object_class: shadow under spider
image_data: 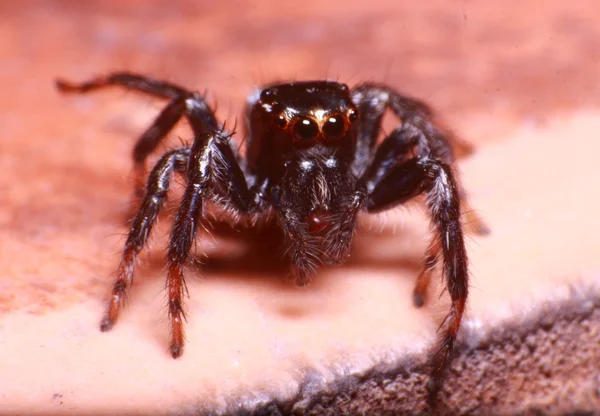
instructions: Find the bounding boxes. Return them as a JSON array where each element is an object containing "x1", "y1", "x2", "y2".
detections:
[
  {"x1": 126, "y1": 215, "x2": 439, "y2": 339},
  {"x1": 138, "y1": 216, "x2": 426, "y2": 290}
]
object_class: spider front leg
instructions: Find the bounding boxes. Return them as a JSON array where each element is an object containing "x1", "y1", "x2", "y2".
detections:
[
  {"x1": 56, "y1": 72, "x2": 220, "y2": 196},
  {"x1": 366, "y1": 155, "x2": 468, "y2": 392},
  {"x1": 100, "y1": 148, "x2": 190, "y2": 331},
  {"x1": 164, "y1": 130, "x2": 259, "y2": 358}
]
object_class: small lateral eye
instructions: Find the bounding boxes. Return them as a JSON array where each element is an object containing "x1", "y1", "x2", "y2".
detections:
[
  {"x1": 293, "y1": 117, "x2": 319, "y2": 142},
  {"x1": 275, "y1": 114, "x2": 287, "y2": 129},
  {"x1": 322, "y1": 115, "x2": 346, "y2": 139},
  {"x1": 348, "y1": 108, "x2": 358, "y2": 122},
  {"x1": 260, "y1": 88, "x2": 273, "y2": 100}
]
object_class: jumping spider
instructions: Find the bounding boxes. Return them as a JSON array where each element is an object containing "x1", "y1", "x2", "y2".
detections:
[{"x1": 56, "y1": 72, "x2": 487, "y2": 380}]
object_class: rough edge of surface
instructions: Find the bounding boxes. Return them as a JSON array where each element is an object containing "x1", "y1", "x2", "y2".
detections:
[{"x1": 223, "y1": 279, "x2": 600, "y2": 416}]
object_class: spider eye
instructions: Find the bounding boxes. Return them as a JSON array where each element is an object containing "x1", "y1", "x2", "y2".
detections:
[
  {"x1": 274, "y1": 114, "x2": 287, "y2": 129},
  {"x1": 260, "y1": 88, "x2": 274, "y2": 101},
  {"x1": 293, "y1": 117, "x2": 319, "y2": 142},
  {"x1": 322, "y1": 115, "x2": 346, "y2": 139},
  {"x1": 348, "y1": 108, "x2": 358, "y2": 122}
]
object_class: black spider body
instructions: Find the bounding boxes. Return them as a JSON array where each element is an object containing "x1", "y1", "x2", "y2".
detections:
[
  {"x1": 247, "y1": 81, "x2": 361, "y2": 268},
  {"x1": 56, "y1": 73, "x2": 487, "y2": 396}
]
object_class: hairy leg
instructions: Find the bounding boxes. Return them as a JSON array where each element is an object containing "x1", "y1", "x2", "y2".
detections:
[
  {"x1": 351, "y1": 83, "x2": 489, "y2": 235},
  {"x1": 323, "y1": 125, "x2": 420, "y2": 264},
  {"x1": 412, "y1": 238, "x2": 441, "y2": 308},
  {"x1": 365, "y1": 154, "x2": 469, "y2": 400},
  {"x1": 100, "y1": 148, "x2": 190, "y2": 331},
  {"x1": 420, "y1": 160, "x2": 469, "y2": 399},
  {"x1": 271, "y1": 186, "x2": 322, "y2": 287},
  {"x1": 56, "y1": 72, "x2": 220, "y2": 195},
  {"x1": 164, "y1": 130, "x2": 259, "y2": 357}
]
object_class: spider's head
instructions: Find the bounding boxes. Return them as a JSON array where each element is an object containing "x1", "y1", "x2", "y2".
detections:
[
  {"x1": 249, "y1": 82, "x2": 362, "y2": 237},
  {"x1": 246, "y1": 81, "x2": 360, "y2": 227},
  {"x1": 257, "y1": 81, "x2": 359, "y2": 148}
]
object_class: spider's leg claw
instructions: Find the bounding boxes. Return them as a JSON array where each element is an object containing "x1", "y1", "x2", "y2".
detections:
[
  {"x1": 99, "y1": 316, "x2": 114, "y2": 332},
  {"x1": 170, "y1": 343, "x2": 183, "y2": 359}
]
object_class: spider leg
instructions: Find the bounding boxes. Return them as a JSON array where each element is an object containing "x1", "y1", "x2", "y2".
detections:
[
  {"x1": 362, "y1": 125, "x2": 419, "y2": 192},
  {"x1": 412, "y1": 238, "x2": 441, "y2": 308},
  {"x1": 351, "y1": 83, "x2": 489, "y2": 235},
  {"x1": 349, "y1": 84, "x2": 390, "y2": 172},
  {"x1": 100, "y1": 147, "x2": 190, "y2": 331},
  {"x1": 351, "y1": 83, "x2": 455, "y2": 165},
  {"x1": 165, "y1": 129, "x2": 259, "y2": 358},
  {"x1": 56, "y1": 72, "x2": 188, "y2": 99},
  {"x1": 129, "y1": 92, "x2": 220, "y2": 196},
  {"x1": 323, "y1": 125, "x2": 418, "y2": 263},
  {"x1": 362, "y1": 126, "x2": 440, "y2": 307},
  {"x1": 129, "y1": 95, "x2": 190, "y2": 196},
  {"x1": 360, "y1": 94, "x2": 479, "y2": 395},
  {"x1": 460, "y1": 191, "x2": 491, "y2": 235},
  {"x1": 56, "y1": 72, "x2": 222, "y2": 196},
  {"x1": 366, "y1": 156, "x2": 468, "y2": 397}
]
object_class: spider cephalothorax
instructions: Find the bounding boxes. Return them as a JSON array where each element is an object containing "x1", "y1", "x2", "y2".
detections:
[{"x1": 56, "y1": 73, "x2": 488, "y2": 394}]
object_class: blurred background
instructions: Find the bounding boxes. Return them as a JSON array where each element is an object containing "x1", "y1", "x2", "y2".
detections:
[
  {"x1": 1, "y1": 0, "x2": 599, "y2": 310},
  {"x1": 3, "y1": 0, "x2": 600, "y2": 140},
  {"x1": 1, "y1": 4, "x2": 599, "y2": 414}
]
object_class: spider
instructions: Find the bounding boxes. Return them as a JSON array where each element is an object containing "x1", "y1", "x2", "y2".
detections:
[{"x1": 56, "y1": 72, "x2": 487, "y2": 381}]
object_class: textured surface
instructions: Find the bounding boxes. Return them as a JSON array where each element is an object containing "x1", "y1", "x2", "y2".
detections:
[
  {"x1": 276, "y1": 285, "x2": 600, "y2": 415},
  {"x1": 1, "y1": 1, "x2": 600, "y2": 414}
]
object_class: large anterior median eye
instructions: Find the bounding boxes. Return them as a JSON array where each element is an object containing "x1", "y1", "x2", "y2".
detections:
[
  {"x1": 322, "y1": 114, "x2": 346, "y2": 139},
  {"x1": 293, "y1": 117, "x2": 319, "y2": 142}
]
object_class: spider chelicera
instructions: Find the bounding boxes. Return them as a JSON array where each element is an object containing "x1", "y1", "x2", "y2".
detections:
[{"x1": 56, "y1": 72, "x2": 487, "y2": 382}]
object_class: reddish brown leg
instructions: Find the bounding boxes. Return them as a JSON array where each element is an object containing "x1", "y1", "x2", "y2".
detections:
[
  {"x1": 424, "y1": 162, "x2": 469, "y2": 402},
  {"x1": 365, "y1": 155, "x2": 470, "y2": 388},
  {"x1": 413, "y1": 238, "x2": 441, "y2": 308},
  {"x1": 100, "y1": 148, "x2": 189, "y2": 331},
  {"x1": 167, "y1": 262, "x2": 188, "y2": 358},
  {"x1": 164, "y1": 184, "x2": 202, "y2": 358},
  {"x1": 101, "y1": 250, "x2": 133, "y2": 331},
  {"x1": 462, "y1": 198, "x2": 491, "y2": 235},
  {"x1": 163, "y1": 130, "x2": 259, "y2": 357}
]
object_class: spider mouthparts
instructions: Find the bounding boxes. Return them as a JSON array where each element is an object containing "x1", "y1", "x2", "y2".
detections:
[{"x1": 307, "y1": 210, "x2": 330, "y2": 234}]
